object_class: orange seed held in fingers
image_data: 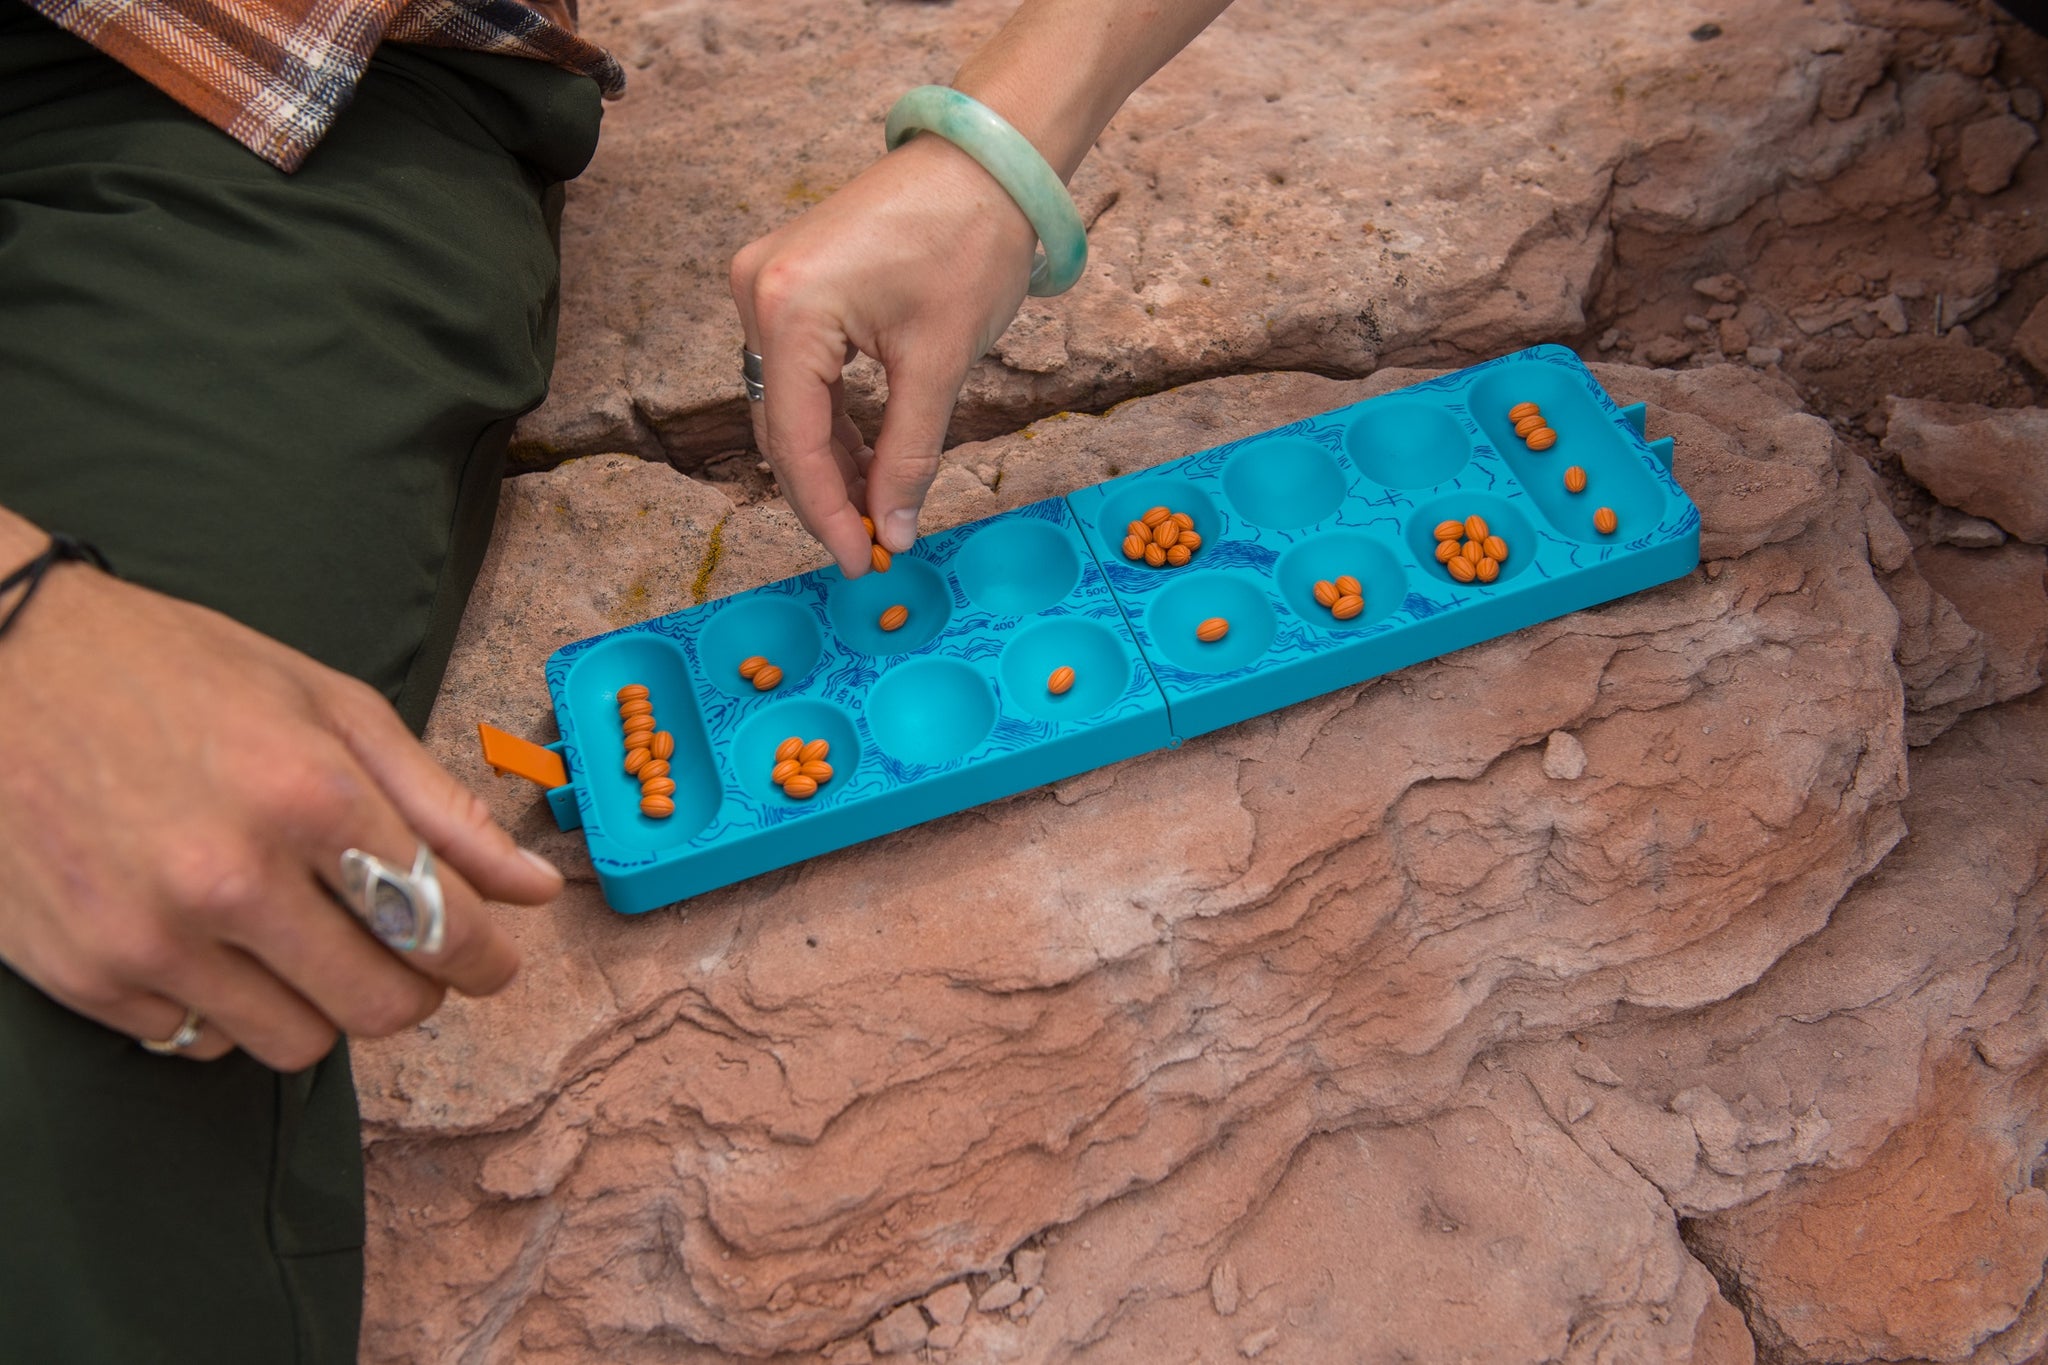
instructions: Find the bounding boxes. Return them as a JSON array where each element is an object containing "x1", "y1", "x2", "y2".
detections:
[
  {"x1": 640, "y1": 776, "x2": 677, "y2": 798},
  {"x1": 800, "y1": 760, "x2": 833, "y2": 783},
  {"x1": 771, "y1": 758, "x2": 801, "y2": 786},
  {"x1": 1142, "y1": 506, "x2": 1171, "y2": 527},
  {"x1": 1464, "y1": 514, "x2": 1489, "y2": 541},
  {"x1": 1476, "y1": 556, "x2": 1500, "y2": 583},
  {"x1": 649, "y1": 731, "x2": 675, "y2": 760},
  {"x1": 1196, "y1": 617, "x2": 1229, "y2": 642},
  {"x1": 1048, "y1": 666, "x2": 1076, "y2": 695},
  {"x1": 861, "y1": 515, "x2": 876, "y2": 540},
  {"x1": 739, "y1": 655, "x2": 767, "y2": 680},
  {"x1": 870, "y1": 544, "x2": 892, "y2": 573},
  {"x1": 1527, "y1": 427, "x2": 1558, "y2": 451},
  {"x1": 879, "y1": 604, "x2": 909, "y2": 632},
  {"x1": 1334, "y1": 574, "x2": 1362, "y2": 598},
  {"x1": 625, "y1": 747, "x2": 651, "y2": 775},
  {"x1": 638, "y1": 759, "x2": 671, "y2": 781},
  {"x1": 775, "y1": 737, "x2": 802, "y2": 762},
  {"x1": 1313, "y1": 580, "x2": 1340, "y2": 608},
  {"x1": 1513, "y1": 414, "x2": 1546, "y2": 438},
  {"x1": 1447, "y1": 556, "x2": 1477, "y2": 583},
  {"x1": 1332, "y1": 594, "x2": 1365, "y2": 619},
  {"x1": 800, "y1": 739, "x2": 831, "y2": 764},
  {"x1": 1435, "y1": 539, "x2": 1461, "y2": 565},
  {"x1": 1508, "y1": 401, "x2": 1541, "y2": 423},
  {"x1": 1434, "y1": 520, "x2": 1465, "y2": 542},
  {"x1": 617, "y1": 684, "x2": 650, "y2": 702},
  {"x1": 752, "y1": 664, "x2": 784, "y2": 691},
  {"x1": 783, "y1": 774, "x2": 819, "y2": 799},
  {"x1": 1483, "y1": 535, "x2": 1509, "y2": 562},
  {"x1": 1593, "y1": 507, "x2": 1619, "y2": 535},
  {"x1": 1144, "y1": 542, "x2": 1166, "y2": 567},
  {"x1": 1166, "y1": 544, "x2": 1192, "y2": 566},
  {"x1": 1122, "y1": 534, "x2": 1148, "y2": 560},
  {"x1": 1563, "y1": 465, "x2": 1588, "y2": 493},
  {"x1": 641, "y1": 795, "x2": 675, "y2": 818}
]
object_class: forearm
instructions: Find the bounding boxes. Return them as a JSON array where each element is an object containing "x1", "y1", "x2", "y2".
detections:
[
  {"x1": 950, "y1": 0, "x2": 1235, "y2": 180},
  {"x1": 0, "y1": 503, "x2": 48, "y2": 562}
]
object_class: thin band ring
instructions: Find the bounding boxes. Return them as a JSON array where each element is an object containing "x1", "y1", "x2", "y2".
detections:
[
  {"x1": 140, "y1": 1005, "x2": 204, "y2": 1055},
  {"x1": 741, "y1": 346, "x2": 765, "y2": 403}
]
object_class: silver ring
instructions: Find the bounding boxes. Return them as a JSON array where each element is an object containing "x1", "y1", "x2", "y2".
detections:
[
  {"x1": 742, "y1": 347, "x2": 765, "y2": 402},
  {"x1": 339, "y1": 842, "x2": 446, "y2": 955},
  {"x1": 141, "y1": 1005, "x2": 204, "y2": 1055}
]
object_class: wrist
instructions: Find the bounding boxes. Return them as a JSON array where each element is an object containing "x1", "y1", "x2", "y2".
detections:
[{"x1": 0, "y1": 507, "x2": 47, "y2": 563}]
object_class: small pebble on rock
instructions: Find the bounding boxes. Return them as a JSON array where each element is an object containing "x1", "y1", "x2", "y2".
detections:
[
  {"x1": 1596, "y1": 327, "x2": 1621, "y2": 351},
  {"x1": 1012, "y1": 1248, "x2": 1046, "y2": 1290},
  {"x1": 1022, "y1": 1286, "x2": 1046, "y2": 1317},
  {"x1": 870, "y1": 1303, "x2": 928, "y2": 1357},
  {"x1": 1873, "y1": 294, "x2": 1908, "y2": 335},
  {"x1": 1683, "y1": 313, "x2": 1711, "y2": 334},
  {"x1": 1642, "y1": 334, "x2": 1695, "y2": 366},
  {"x1": 1542, "y1": 731, "x2": 1588, "y2": 781},
  {"x1": 1926, "y1": 505, "x2": 2009, "y2": 549},
  {"x1": 1691, "y1": 273, "x2": 1743, "y2": 303},
  {"x1": 824, "y1": 1340, "x2": 875, "y2": 1365},
  {"x1": 1240, "y1": 1327, "x2": 1282, "y2": 1357},
  {"x1": 923, "y1": 1282, "x2": 972, "y2": 1328},
  {"x1": 928, "y1": 1323, "x2": 964, "y2": 1350},
  {"x1": 1211, "y1": 1261, "x2": 1241, "y2": 1317},
  {"x1": 978, "y1": 1279, "x2": 1023, "y2": 1313},
  {"x1": 1745, "y1": 345, "x2": 1784, "y2": 367}
]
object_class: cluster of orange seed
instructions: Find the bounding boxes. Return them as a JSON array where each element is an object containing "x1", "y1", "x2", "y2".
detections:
[
  {"x1": 1433, "y1": 515, "x2": 1511, "y2": 585},
  {"x1": 618, "y1": 684, "x2": 679, "y2": 818},
  {"x1": 1507, "y1": 401, "x2": 1558, "y2": 451},
  {"x1": 1310, "y1": 574, "x2": 1367, "y2": 621},
  {"x1": 771, "y1": 735, "x2": 834, "y2": 800},
  {"x1": 738, "y1": 655, "x2": 783, "y2": 691},
  {"x1": 1121, "y1": 507, "x2": 1202, "y2": 568}
]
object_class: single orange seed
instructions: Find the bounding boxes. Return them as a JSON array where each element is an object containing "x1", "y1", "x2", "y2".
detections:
[
  {"x1": 800, "y1": 760, "x2": 833, "y2": 783},
  {"x1": 738, "y1": 655, "x2": 768, "y2": 680},
  {"x1": 617, "y1": 684, "x2": 650, "y2": 703},
  {"x1": 624, "y1": 714, "x2": 656, "y2": 736},
  {"x1": 1464, "y1": 514, "x2": 1489, "y2": 541},
  {"x1": 1144, "y1": 543, "x2": 1166, "y2": 567},
  {"x1": 1435, "y1": 539, "x2": 1461, "y2": 564},
  {"x1": 1508, "y1": 401, "x2": 1541, "y2": 423},
  {"x1": 1434, "y1": 520, "x2": 1465, "y2": 542},
  {"x1": 879, "y1": 604, "x2": 909, "y2": 632},
  {"x1": 752, "y1": 664, "x2": 784, "y2": 691},
  {"x1": 1196, "y1": 617, "x2": 1229, "y2": 642},
  {"x1": 870, "y1": 544, "x2": 892, "y2": 573},
  {"x1": 1332, "y1": 594, "x2": 1365, "y2": 620},
  {"x1": 640, "y1": 795, "x2": 676, "y2": 818},
  {"x1": 624, "y1": 748, "x2": 651, "y2": 775},
  {"x1": 640, "y1": 776, "x2": 677, "y2": 798},
  {"x1": 1178, "y1": 531, "x2": 1203, "y2": 553},
  {"x1": 775, "y1": 737, "x2": 803, "y2": 762},
  {"x1": 1334, "y1": 574, "x2": 1362, "y2": 598},
  {"x1": 771, "y1": 758, "x2": 802, "y2": 786},
  {"x1": 1171, "y1": 511, "x2": 1195, "y2": 532},
  {"x1": 1447, "y1": 556, "x2": 1477, "y2": 583},
  {"x1": 1593, "y1": 507, "x2": 1619, "y2": 535},
  {"x1": 1153, "y1": 519, "x2": 1180, "y2": 549},
  {"x1": 1513, "y1": 414, "x2": 1546, "y2": 438},
  {"x1": 1142, "y1": 506, "x2": 1171, "y2": 527},
  {"x1": 638, "y1": 759, "x2": 671, "y2": 781},
  {"x1": 1476, "y1": 556, "x2": 1500, "y2": 583},
  {"x1": 1563, "y1": 465, "x2": 1588, "y2": 493},
  {"x1": 1527, "y1": 427, "x2": 1558, "y2": 451},
  {"x1": 618, "y1": 698, "x2": 654, "y2": 720},
  {"x1": 783, "y1": 774, "x2": 819, "y2": 799},
  {"x1": 1313, "y1": 580, "x2": 1340, "y2": 608},
  {"x1": 800, "y1": 739, "x2": 831, "y2": 764},
  {"x1": 1483, "y1": 535, "x2": 1509, "y2": 562},
  {"x1": 649, "y1": 731, "x2": 675, "y2": 760},
  {"x1": 1462, "y1": 540, "x2": 1485, "y2": 565},
  {"x1": 861, "y1": 515, "x2": 876, "y2": 540},
  {"x1": 1166, "y1": 544, "x2": 1192, "y2": 566},
  {"x1": 1048, "y1": 666, "x2": 1076, "y2": 695},
  {"x1": 1127, "y1": 519, "x2": 1150, "y2": 540},
  {"x1": 1123, "y1": 534, "x2": 1148, "y2": 560}
]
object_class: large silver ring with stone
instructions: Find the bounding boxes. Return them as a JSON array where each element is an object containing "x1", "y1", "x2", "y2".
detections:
[
  {"x1": 141, "y1": 1005, "x2": 204, "y2": 1055},
  {"x1": 339, "y1": 843, "x2": 446, "y2": 955},
  {"x1": 742, "y1": 346, "x2": 765, "y2": 403}
]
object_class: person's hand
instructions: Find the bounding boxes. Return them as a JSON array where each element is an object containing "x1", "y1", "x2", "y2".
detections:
[
  {"x1": 0, "y1": 555, "x2": 563, "y2": 1069},
  {"x1": 730, "y1": 131, "x2": 1040, "y2": 575}
]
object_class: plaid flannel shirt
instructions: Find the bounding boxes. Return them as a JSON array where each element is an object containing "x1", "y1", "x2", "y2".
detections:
[{"x1": 26, "y1": 0, "x2": 624, "y2": 171}]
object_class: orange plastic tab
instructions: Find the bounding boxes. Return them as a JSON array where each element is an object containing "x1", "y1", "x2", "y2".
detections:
[{"x1": 477, "y1": 723, "x2": 568, "y2": 790}]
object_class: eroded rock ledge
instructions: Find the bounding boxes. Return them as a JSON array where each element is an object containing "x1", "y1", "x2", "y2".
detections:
[{"x1": 356, "y1": 362, "x2": 2047, "y2": 1363}]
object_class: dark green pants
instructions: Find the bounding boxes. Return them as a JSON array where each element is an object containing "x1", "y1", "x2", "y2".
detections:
[{"x1": 0, "y1": 5, "x2": 601, "y2": 1358}]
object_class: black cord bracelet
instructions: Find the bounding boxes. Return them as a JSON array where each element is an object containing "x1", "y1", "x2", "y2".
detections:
[{"x1": 0, "y1": 534, "x2": 113, "y2": 640}]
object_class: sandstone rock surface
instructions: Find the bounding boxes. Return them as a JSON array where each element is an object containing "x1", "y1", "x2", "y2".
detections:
[
  {"x1": 1886, "y1": 397, "x2": 2048, "y2": 543},
  {"x1": 516, "y1": 0, "x2": 2000, "y2": 470},
  {"x1": 350, "y1": 361, "x2": 2016, "y2": 1362}
]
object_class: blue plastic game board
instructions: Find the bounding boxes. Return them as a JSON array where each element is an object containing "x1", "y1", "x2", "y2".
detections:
[{"x1": 533, "y1": 345, "x2": 1699, "y2": 913}]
